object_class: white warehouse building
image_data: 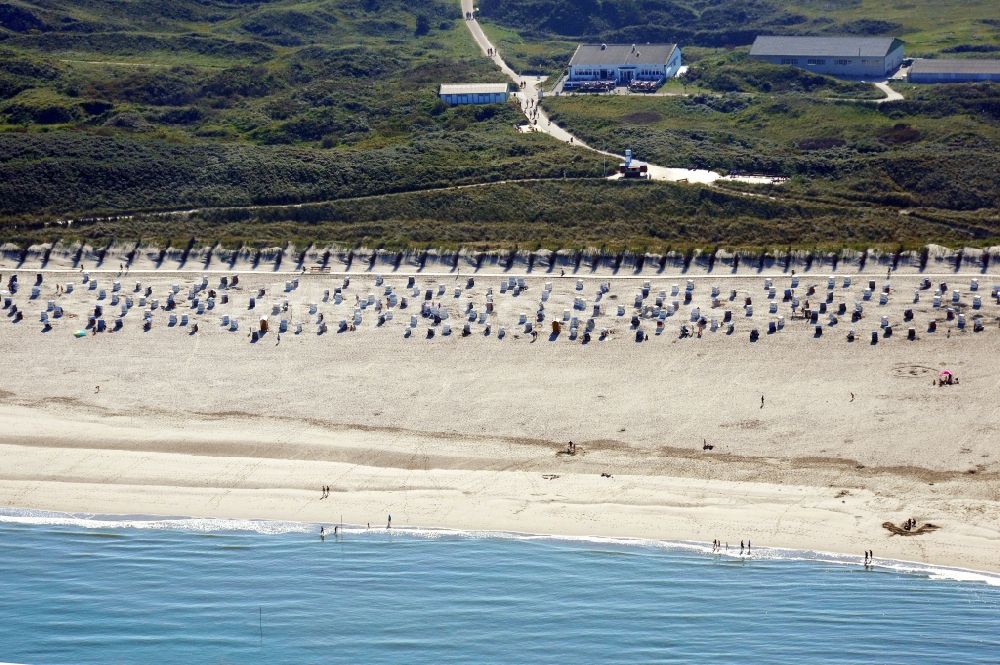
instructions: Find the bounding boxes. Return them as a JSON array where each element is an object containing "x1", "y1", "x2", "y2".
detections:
[
  {"x1": 566, "y1": 43, "x2": 682, "y2": 87},
  {"x1": 907, "y1": 59, "x2": 1000, "y2": 83},
  {"x1": 438, "y1": 83, "x2": 510, "y2": 105},
  {"x1": 749, "y1": 35, "x2": 905, "y2": 78}
]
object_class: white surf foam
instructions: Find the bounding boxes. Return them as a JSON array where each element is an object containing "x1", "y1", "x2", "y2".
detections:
[
  {"x1": 0, "y1": 507, "x2": 313, "y2": 535},
  {"x1": 2, "y1": 507, "x2": 997, "y2": 587}
]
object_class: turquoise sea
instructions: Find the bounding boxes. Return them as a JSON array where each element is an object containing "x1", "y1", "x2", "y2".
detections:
[{"x1": 1, "y1": 509, "x2": 998, "y2": 664}]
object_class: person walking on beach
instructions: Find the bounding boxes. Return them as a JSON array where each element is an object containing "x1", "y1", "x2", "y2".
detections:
[
  {"x1": 387, "y1": 514, "x2": 392, "y2": 529},
  {"x1": 740, "y1": 540, "x2": 744, "y2": 554},
  {"x1": 747, "y1": 540, "x2": 751, "y2": 553},
  {"x1": 760, "y1": 395, "x2": 764, "y2": 409}
]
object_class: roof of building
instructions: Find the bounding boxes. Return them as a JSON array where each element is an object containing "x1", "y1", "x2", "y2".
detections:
[
  {"x1": 909, "y1": 58, "x2": 1000, "y2": 75},
  {"x1": 439, "y1": 83, "x2": 509, "y2": 95},
  {"x1": 569, "y1": 43, "x2": 677, "y2": 67},
  {"x1": 749, "y1": 35, "x2": 903, "y2": 58}
]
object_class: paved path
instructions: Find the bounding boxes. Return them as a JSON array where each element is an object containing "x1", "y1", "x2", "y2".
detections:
[
  {"x1": 459, "y1": 1, "x2": 780, "y2": 186},
  {"x1": 832, "y1": 82, "x2": 905, "y2": 104},
  {"x1": 874, "y1": 81, "x2": 904, "y2": 103}
]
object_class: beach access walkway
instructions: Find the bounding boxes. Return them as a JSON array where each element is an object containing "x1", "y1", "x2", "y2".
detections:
[{"x1": 459, "y1": 0, "x2": 780, "y2": 186}]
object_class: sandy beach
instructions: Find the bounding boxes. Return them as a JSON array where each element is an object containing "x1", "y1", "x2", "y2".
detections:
[{"x1": 1, "y1": 248, "x2": 999, "y2": 572}]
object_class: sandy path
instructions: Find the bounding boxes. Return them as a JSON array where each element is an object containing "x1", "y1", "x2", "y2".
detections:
[
  {"x1": 1, "y1": 270, "x2": 998, "y2": 571},
  {"x1": 874, "y1": 81, "x2": 905, "y2": 103},
  {"x1": 458, "y1": 1, "x2": 779, "y2": 185}
]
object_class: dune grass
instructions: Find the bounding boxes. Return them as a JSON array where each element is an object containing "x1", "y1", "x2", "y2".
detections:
[
  {"x1": 9, "y1": 180, "x2": 998, "y2": 252},
  {"x1": 1, "y1": 0, "x2": 997, "y2": 251}
]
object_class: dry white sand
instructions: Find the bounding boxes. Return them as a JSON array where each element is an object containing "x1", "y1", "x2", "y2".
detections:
[{"x1": 1, "y1": 265, "x2": 998, "y2": 572}]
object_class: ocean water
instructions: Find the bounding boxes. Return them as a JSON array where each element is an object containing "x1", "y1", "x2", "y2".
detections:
[{"x1": 1, "y1": 511, "x2": 998, "y2": 664}]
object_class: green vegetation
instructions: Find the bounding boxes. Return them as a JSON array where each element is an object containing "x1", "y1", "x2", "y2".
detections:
[
  {"x1": 478, "y1": 0, "x2": 1000, "y2": 55},
  {"x1": 683, "y1": 53, "x2": 882, "y2": 99},
  {"x1": 2, "y1": 0, "x2": 998, "y2": 252},
  {"x1": 0, "y1": 0, "x2": 602, "y2": 221},
  {"x1": 9, "y1": 180, "x2": 997, "y2": 251},
  {"x1": 0, "y1": 125, "x2": 601, "y2": 218},
  {"x1": 478, "y1": 21, "x2": 576, "y2": 78},
  {"x1": 544, "y1": 82, "x2": 1000, "y2": 212}
]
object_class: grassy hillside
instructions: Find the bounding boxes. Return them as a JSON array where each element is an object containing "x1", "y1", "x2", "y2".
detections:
[
  {"x1": 478, "y1": 0, "x2": 1000, "y2": 55},
  {"x1": 10, "y1": 180, "x2": 999, "y2": 251},
  {"x1": 544, "y1": 81, "x2": 1000, "y2": 211},
  {"x1": 1, "y1": 0, "x2": 998, "y2": 251},
  {"x1": 0, "y1": 0, "x2": 602, "y2": 220},
  {"x1": 680, "y1": 53, "x2": 883, "y2": 98}
]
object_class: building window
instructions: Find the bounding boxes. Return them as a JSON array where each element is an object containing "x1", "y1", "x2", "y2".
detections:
[
  {"x1": 780, "y1": 58, "x2": 797, "y2": 65},
  {"x1": 835, "y1": 59, "x2": 851, "y2": 65},
  {"x1": 806, "y1": 59, "x2": 826, "y2": 66}
]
